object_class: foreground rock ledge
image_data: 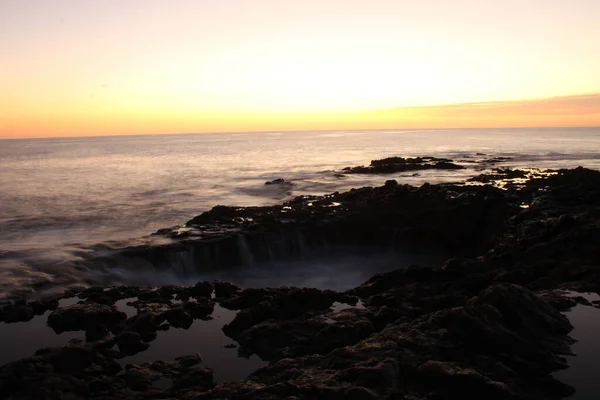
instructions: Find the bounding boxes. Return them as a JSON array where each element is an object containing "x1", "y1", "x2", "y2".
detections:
[{"x1": 1, "y1": 166, "x2": 600, "y2": 399}]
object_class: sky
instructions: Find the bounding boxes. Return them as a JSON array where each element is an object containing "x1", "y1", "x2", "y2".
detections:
[{"x1": 1, "y1": 0, "x2": 599, "y2": 138}]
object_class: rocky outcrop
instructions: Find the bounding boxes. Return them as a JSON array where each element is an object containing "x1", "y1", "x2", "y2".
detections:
[
  {"x1": 0, "y1": 344, "x2": 122, "y2": 399},
  {"x1": 194, "y1": 284, "x2": 575, "y2": 400},
  {"x1": 221, "y1": 288, "x2": 365, "y2": 360},
  {"x1": 48, "y1": 303, "x2": 127, "y2": 333},
  {"x1": 165, "y1": 174, "x2": 510, "y2": 269},
  {"x1": 342, "y1": 156, "x2": 465, "y2": 174},
  {"x1": 0, "y1": 344, "x2": 214, "y2": 399}
]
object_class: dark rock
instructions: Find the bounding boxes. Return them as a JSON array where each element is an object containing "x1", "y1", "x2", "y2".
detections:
[
  {"x1": 123, "y1": 311, "x2": 162, "y2": 337},
  {"x1": 176, "y1": 354, "x2": 203, "y2": 367},
  {"x1": 203, "y1": 284, "x2": 574, "y2": 399},
  {"x1": 28, "y1": 298, "x2": 58, "y2": 315},
  {"x1": 115, "y1": 331, "x2": 149, "y2": 355},
  {"x1": 139, "y1": 330, "x2": 158, "y2": 343},
  {"x1": 265, "y1": 178, "x2": 293, "y2": 186},
  {"x1": 224, "y1": 287, "x2": 338, "y2": 336},
  {"x1": 184, "y1": 298, "x2": 215, "y2": 319},
  {"x1": 47, "y1": 303, "x2": 127, "y2": 333},
  {"x1": 219, "y1": 287, "x2": 287, "y2": 310},
  {"x1": 123, "y1": 364, "x2": 159, "y2": 390},
  {"x1": 223, "y1": 289, "x2": 374, "y2": 361},
  {"x1": 85, "y1": 324, "x2": 109, "y2": 342},
  {"x1": 172, "y1": 366, "x2": 214, "y2": 391},
  {"x1": 1, "y1": 304, "x2": 34, "y2": 323},
  {"x1": 190, "y1": 281, "x2": 214, "y2": 299},
  {"x1": 343, "y1": 156, "x2": 465, "y2": 174},
  {"x1": 213, "y1": 281, "x2": 242, "y2": 299},
  {"x1": 163, "y1": 306, "x2": 194, "y2": 329},
  {"x1": 0, "y1": 344, "x2": 121, "y2": 399}
]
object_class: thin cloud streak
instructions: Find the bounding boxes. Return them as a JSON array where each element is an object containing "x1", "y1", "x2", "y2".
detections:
[
  {"x1": 374, "y1": 94, "x2": 600, "y2": 128},
  {"x1": 384, "y1": 94, "x2": 600, "y2": 116}
]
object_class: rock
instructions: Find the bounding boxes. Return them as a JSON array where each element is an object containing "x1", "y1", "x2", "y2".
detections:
[
  {"x1": 176, "y1": 354, "x2": 203, "y2": 367},
  {"x1": 47, "y1": 303, "x2": 127, "y2": 333},
  {"x1": 224, "y1": 288, "x2": 338, "y2": 336},
  {"x1": 122, "y1": 311, "x2": 163, "y2": 339},
  {"x1": 115, "y1": 331, "x2": 150, "y2": 355},
  {"x1": 206, "y1": 284, "x2": 574, "y2": 399},
  {"x1": 190, "y1": 281, "x2": 214, "y2": 299},
  {"x1": 344, "y1": 386, "x2": 380, "y2": 400},
  {"x1": 172, "y1": 366, "x2": 214, "y2": 391},
  {"x1": 435, "y1": 161, "x2": 465, "y2": 169},
  {"x1": 0, "y1": 344, "x2": 121, "y2": 399},
  {"x1": 213, "y1": 281, "x2": 242, "y2": 299},
  {"x1": 28, "y1": 298, "x2": 59, "y2": 315},
  {"x1": 417, "y1": 360, "x2": 457, "y2": 378},
  {"x1": 123, "y1": 365, "x2": 158, "y2": 390},
  {"x1": 223, "y1": 290, "x2": 374, "y2": 361},
  {"x1": 342, "y1": 156, "x2": 465, "y2": 174},
  {"x1": 1, "y1": 304, "x2": 34, "y2": 323},
  {"x1": 163, "y1": 306, "x2": 194, "y2": 329},
  {"x1": 85, "y1": 324, "x2": 109, "y2": 342},
  {"x1": 184, "y1": 299, "x2": 215, "y2": 319},
  {"x1": 265, "y1": 178, "x2": 293, "y2": 186}
]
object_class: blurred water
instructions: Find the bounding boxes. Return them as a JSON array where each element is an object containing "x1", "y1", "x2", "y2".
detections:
[{"x1": 0, "y1": 128, "x2": 599, "y2": 295}]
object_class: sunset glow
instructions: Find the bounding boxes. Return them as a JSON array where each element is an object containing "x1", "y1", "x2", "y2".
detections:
[{"x1": 1, "y1": 0, "x2": 600, "y2": 138}]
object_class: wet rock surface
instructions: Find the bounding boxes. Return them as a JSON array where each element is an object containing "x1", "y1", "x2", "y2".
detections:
[
  {"x1": 48, "y1": 303, "x2": 127, "y2": 333},
  {"x1": 1, "y1": 165, "x2": 600, "y2": 399}
]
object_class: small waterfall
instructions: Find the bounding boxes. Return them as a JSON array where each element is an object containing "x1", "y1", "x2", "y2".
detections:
[
  {"x1": 236, "y1": 234, "x2": 255, "y2": 266},
  {"x1": 261, "y1": 234, "x2": 275, "y2": 262},
  {"x1": 98, "y1": 223, "x2": 449, "y2": 283},
  {"x1": 170, "y1": 247, "x2": 194, "y2": 277},
  {"x1": 294, "y1": 230, "x2": 309, "y2": 259}
]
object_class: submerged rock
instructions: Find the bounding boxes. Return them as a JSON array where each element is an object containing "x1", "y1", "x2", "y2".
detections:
[{"x1": 265, "y1": 178, "x2": 293, "y2": 186}]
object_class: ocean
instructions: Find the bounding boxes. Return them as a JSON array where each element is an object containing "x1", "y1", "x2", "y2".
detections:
[{"x1": 1, "y1": 127, "x2": 599, "y2": 298}]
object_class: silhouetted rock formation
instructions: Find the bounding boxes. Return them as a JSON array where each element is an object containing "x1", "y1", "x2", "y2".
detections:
[{"x1": 342, "y1": 156, "x2": 465, "y2": 174}]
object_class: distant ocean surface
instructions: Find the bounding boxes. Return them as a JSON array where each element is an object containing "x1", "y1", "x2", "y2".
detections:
[{"x1": 1, "y1": 128, "x2": 599, "y2": 297}]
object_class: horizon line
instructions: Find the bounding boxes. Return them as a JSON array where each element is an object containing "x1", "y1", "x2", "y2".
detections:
[
  {"x1": 2, "y1": 125, "x2": 599, "y2": 141},
  {"x1": 2, "y1": 92, "x2": 600, "y2": 140}
]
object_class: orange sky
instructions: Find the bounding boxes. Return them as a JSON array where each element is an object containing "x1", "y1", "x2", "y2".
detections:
[{"x1": 1, "y1": 0, "x2": 600, "y2": 138}]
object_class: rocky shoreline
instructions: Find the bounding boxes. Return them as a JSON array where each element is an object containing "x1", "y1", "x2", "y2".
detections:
[{"x1": 1, "y1": 159, "x2": 600, "y2": 399}]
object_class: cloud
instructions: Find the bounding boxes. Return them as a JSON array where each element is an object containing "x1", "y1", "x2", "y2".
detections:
[
  {"x1": 374, "y1": 94, "x2": 600, "y2": 128},
  {"x1": 384, "y1": 94, "x2": 600, "y2": 117}
]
